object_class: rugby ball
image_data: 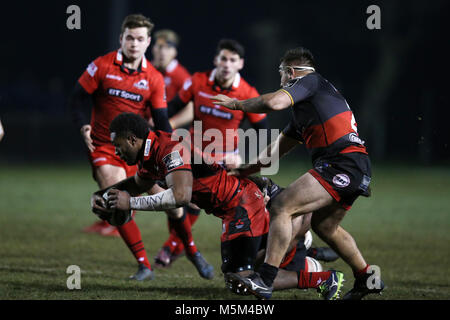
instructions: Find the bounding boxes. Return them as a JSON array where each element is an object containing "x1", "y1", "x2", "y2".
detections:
[{"x1": 102, "y1": 190, "x2": 132, "y2": 226}]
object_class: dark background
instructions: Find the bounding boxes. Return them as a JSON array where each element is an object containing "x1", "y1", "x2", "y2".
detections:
[{"x1": 0, "y1": 0, "x2": 449, "y2": 164}]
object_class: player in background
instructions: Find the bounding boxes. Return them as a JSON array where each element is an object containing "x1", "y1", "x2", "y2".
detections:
[
  {"x1": 69, "y1": 14, "x2": 211, "y2": 281},
  {"x1": 0, "y1": 118, "x2": 4, "y2": 141},
  {"x1": 91, "y1": 112, "x2": 343, "y2": 300},
  {"x1": 213, "y1": 47, "x2": 385, "y2": 300},
  {"x1": 151, "y1": 29, "x2": 191, "y2": 103},
  {"x1": 153, "y1": 39, "x2": 270, "y2": 268}
]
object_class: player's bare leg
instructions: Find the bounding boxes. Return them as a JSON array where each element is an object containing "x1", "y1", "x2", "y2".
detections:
[
  {"x1": 265, "y1": 172, "x2": 334, "y2": 268},
  {"x1": 310, "y1": 204, "x2": 367, "y2": 272}
]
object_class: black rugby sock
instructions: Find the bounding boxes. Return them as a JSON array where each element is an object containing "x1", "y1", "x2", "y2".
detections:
[{"x1": 258, "y1": 263, "x2": 278, "y2": 287}]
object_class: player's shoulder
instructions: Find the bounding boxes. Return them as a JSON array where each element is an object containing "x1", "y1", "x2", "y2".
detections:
[
  {"x1": 92, "y1": 50, "x2": 117, "y2": 66},
  {"x1": 145, "y1": 61, "x2": 165, "y2": 82}
]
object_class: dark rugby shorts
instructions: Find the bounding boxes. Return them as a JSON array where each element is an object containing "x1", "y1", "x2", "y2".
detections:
[{"x1": 309, "y1": 152, "x2": 371, "y2": 210}]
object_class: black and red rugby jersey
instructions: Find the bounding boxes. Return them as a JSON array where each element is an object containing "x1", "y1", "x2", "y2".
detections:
[{"x1": 280, "y1": 72, "x2": 367, "y2": 162}]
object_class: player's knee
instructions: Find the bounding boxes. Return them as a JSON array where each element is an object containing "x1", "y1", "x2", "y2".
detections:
[{"x1": 311, "y1": 221, "x2": 336, "y2": 241}]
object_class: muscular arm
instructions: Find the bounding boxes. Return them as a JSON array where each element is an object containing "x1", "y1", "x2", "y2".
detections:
[
  {"x1": 125, "y1": 170, "x2": 193, "y2": 211},
  {"x1": 212, "y1": 90, "x2": 292, "y2": 113}
]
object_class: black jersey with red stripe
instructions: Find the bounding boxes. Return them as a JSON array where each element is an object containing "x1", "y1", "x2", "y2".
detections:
[
  {"x1": 280, "y1": 72, "x2": 367, "y2": 162},
  {"x1": 136, "y1": 130, "x2": 240, "y2": 214}
]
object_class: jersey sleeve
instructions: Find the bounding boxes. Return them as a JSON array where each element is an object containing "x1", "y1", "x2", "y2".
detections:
[
  {"x1": 159, "y1": 143, "x2": 192, "y2": 176},
  {"x1": 244, "y1": 86, "x2": 267, "y2": 123},
  {"x1": 279, "y1": 73, "x2": 318, "y2": 106},
  {"x1": 148, "y1": 73, "x2": 168, "y2": 109},
  {"x1": 178, "y1": 76, "x2": 194, "y2": 104},
  {"x1": 77, "y1": 56, "x2": 105, "y2": 94}
]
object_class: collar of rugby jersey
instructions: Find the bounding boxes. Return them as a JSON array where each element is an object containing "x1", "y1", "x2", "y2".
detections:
[
  {"x1": 208, "y1": 68, "x2": 241, "y2": 92},
  {"x1": 114, "y1": 49, "x2": 149, "y2": 74}
]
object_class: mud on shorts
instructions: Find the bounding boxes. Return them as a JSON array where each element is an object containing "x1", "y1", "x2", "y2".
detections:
[{"x1": 309, "y1": 152, "x2": 371, "y2": 210}]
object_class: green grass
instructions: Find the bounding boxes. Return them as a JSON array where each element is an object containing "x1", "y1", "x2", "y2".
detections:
[{"x1": 0, "y1": 161, "x2": 449, "y2": 300}]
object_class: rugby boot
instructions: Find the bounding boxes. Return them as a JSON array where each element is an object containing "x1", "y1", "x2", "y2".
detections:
[
  {"x1": 224, "y1": 273, "x2": 251, "y2": 295},
  {"x1": 129, "y1": 264, "x2": 154, "y2": 281},
  {"x1": 343, "y1": 273, "x2": 385, "y2": 300},
  {"x1": 307, "y1": 247, "x2": 340, "y2": 262},
  {"x1": 317, "y1": 270, "x2": 345, "y2": 300},
  {"x1": 187, "y1": 251, "x2": 214, "y2": 280},
  {"x1": 154, "y1": 246, "x2": 172, "y2": 268},
  {"x1": 226, "y1": 272, "x2": 273, "y2": 300}
]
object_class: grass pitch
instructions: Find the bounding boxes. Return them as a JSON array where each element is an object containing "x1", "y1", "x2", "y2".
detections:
[{"x1": 0, "y1": 160, "x2": 449, "y2": 300}]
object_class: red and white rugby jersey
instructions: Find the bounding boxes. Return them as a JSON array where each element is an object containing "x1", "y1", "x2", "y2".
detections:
[
  {"x1": 178, "y1": 69, "x2": 266, "y2": 153},
  {"x1": 78, "y1": 50, "x2": 167, "y2": 145}
]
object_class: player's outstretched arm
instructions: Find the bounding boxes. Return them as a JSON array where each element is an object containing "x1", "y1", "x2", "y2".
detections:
[
  {"x1": 112, "y1": 170, "x2": 193, "y2": 212},
  {"x1": 211, "y1": 90, "x2": 292, "y2": 114}
]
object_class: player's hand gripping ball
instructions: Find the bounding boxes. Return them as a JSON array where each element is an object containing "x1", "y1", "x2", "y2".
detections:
[{"x1": 102, "y1": 189, "x2": 132, "y2": 226}]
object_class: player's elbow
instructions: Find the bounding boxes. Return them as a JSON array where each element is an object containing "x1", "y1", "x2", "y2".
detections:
[{"x1": 173, "y1": 186, "x2": 192, "y2": 206}]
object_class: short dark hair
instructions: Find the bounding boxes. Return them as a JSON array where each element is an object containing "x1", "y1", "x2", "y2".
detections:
[
  {"x1": 121, "y1": 14, "x2": 154, "y2": 37},
  {"x1": 154, "y1": 29, "x2": 180, "y2": 47},
  {"x1": 280, "y1": 47, "x2": 315, "y2": 68},
  {"x1": 110, "y1": 113, "x2": 150, "y2": 140},
  {"x1": 216, "y1": 39, "x2": 245, "y2": 58}
]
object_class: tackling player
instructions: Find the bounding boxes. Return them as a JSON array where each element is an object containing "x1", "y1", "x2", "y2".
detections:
[
  {"x1": 213, "y1": 47, "x2": 385, "y2": 300},
  {"x1": 69, "y1": 14, "x2": 210, "y2": 281},
  {"x1": 154, "y1": 39, "x2": 270, "y2": 268},
  {"x1": 91, "y1": 112, "x2": 343, "y2": 300}
]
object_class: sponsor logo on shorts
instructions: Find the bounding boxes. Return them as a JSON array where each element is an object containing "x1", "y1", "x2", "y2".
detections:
[
  {"x1": 162, "y1": 151, "x2": 184, "y2": 171},
  {"x1": 133, "y1": 79, "x2": 149, "y2": 90},
  {"x1": 107, "y1": 88, "x2": 143, "y2": 102},
  {"x1": 332, "y1": 174, "x2": 350, "y2": 188},
  {"x1": 349, "y1": 132, "x2": 365, "y2": 145},
  {"x1": 93, "y1": 157, "x2": 107, "y2": 164}
]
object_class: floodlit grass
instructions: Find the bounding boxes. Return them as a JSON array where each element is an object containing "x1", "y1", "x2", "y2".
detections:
[{"x1": 0, "y1": 161, "x2": 449, "y2": 300}]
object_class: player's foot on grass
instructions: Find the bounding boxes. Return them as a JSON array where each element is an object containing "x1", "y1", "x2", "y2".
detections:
[
  {"x1": 317, "y1": 270, "x2": 344, "y2": 300},
  {"x1": 187, "y1": 251, "x2": 214, "y2": 279},
  {"x1": 226, "y1": 272, "x2": 273, "y2": 300},
  {"x1": 224, "y1": 273, "x2": 251, "y2": 295},
  {"x1": 154, "y1": 246, "x2": 172, "y2": 268},
  {"x1": 307, "y1": 247, "x2": 339, "y2": 262},
  {"x1": 82, "y1": 220, "x2": 107, "y2": 234},
  {"x1": 129, "y1": 264, "x2": 154, "y2": 281},
  {"x1": 343, "y1": 274, "x2": 385, "y2": 300}
]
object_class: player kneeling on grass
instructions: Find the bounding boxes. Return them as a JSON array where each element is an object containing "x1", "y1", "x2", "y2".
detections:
[
  {"x1": 224, "y1": 176, "x2": 344, "y2": 300},
  {"x1": 91, "y1": 112, "x2": 343, "y2": 300}
]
